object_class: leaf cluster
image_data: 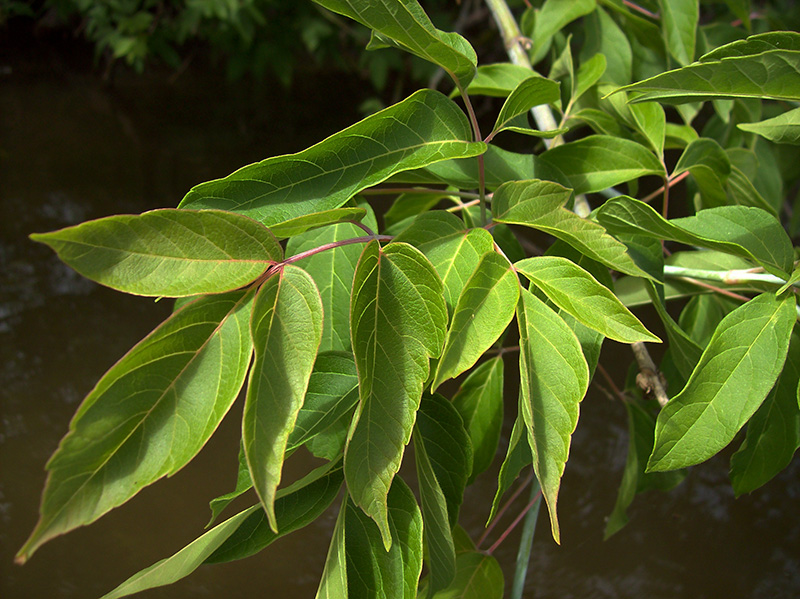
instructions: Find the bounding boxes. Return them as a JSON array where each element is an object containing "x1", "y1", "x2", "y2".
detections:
[{"x1": 18, "y1": 0, "x2": 800, "y2": 597}]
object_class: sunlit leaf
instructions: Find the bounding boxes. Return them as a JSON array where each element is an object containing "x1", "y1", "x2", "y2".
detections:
[
  {"x1": 346, "y1": 241, "x2": 447, "y2": 548},
  {"x1": 574, "y1": 54, "x2": 607, "y2": 102},
  {"x1": 16, "y1": 290, "x2": 255, "y2": 563},
  {"x1": 648, "y1": 293, "x2": 796, "y2": 472},
  {"x1": 492, "y1": 76, "x2": 561, "y2": 136},
  {"x1": 596, "y1": 196, "x2": 794, "y2": 276},
  {"x1": 180, "y1": 90, "x2": 485, "y2": 225},
  {"x1": 30, "y1": 209, "x2": 282, "y2": 297},
  {"x1": 453, "y1": 358, "x2": 504, "y2": 484},
  {"x1": 659, "y1": 0, "x2": 698, "y2": 65},
  {"x1": 537, "y1": 135, "x2": 665, "y2": 194},
  {"x1": 463, "y1": 63, "x2": 540, "y2": 97},
  {"x1": 312, "y1": 0, "x2": 477, "y2": 87},
  {"x1": 515, "y1": 256, "x2": 660, "y2": 343},
  {"x1": 491, "y1": 179, "x2": 571, "y2": 225},
  {"x1": 738, "y1": 107, "x2": 800, "y2": 145},
  {"x1": 531, "y1": 0, "x2": 597, "y2": 64},
  {"x1": 316, "y1": 496, "x2": 348, "y2": 599},
  {"x1": 613, "y1": 32, "x2": 800, "y2": 103},
  {"x1": 433, "y1": 252, "x2": 519, "y2": 389},
  {"x1": 394, "y1": 212, "x2": 494, "y2": 316},
  {"x1": 269, "y1": 207, "x2": 367, "y2": 238},
  {"x1": 244, "y1": 266, "x2": 323, "y2": 531},
  {"x1": 517, "y1": 288, "x2": 589, "y2": 543},
  {"x1": 730, "y1": 332, "x2": 800, "y2": 495}
]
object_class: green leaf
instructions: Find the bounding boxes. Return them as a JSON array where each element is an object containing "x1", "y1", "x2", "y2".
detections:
[
  {"x1": 531, "y1": 0, "x2": 597, "y2": 64},
  {"x1": 574, "y1": 54, "x2": 607, "y2": 103},
  {"x1": 452, "y1": 358, "x2": 504, "y2": 484},
  {"x1": 605, "y1": 400, "x2": 686, "y2": 539},
  {"x1": 100, "y1": 506, "x2": 262, "y2": 599},
  {"x1": 517, "y1": 288, "x2": 589, "y2": 542},
  {"x1": 648, "y1": 293, "x2": 796, "y2": 472},
  {"x1": 629, "y1": 101, "x2": 666, "y2": 158},
  {"x1": 244, "y1": 266, "x2": 323, "y2": 531},
  {"x1": 738, "y1": 107, "x2": 800, "y2": 145},
  {"x1": 180, "y1": 90, "x2": 485, "y2": 225},
  {"x1": 287, "y1": 352, "x2": 360, "y2": 458},
  {"x1": 429, "y1": 551, "x2": 504, "y2": 599},
  {"x1": 659, "y1": 0, "x2": 698, "y2": 65},
  {"x1": 723, "y1": 0, "x2": 751, "y2": 30},
  {"x1": 433, "y1": 252, "x2": 519, "y2": 389},
  {"x1": 207, "y1": 444, "x2": 251, "y2": 526},
  {"x1": 730, "y1": 332, "x2": 800, "y2": 495},
  {"x1": 207, "y1": 460, "x2": 345, "y2": 564},
  {"x1": 488, "y1": 414, "x2": 532, "y2": 523},
  {"x1": 287, "y1": 205, "x2": 378, "y2": 353},
  {"x1": 537, "y1": 136, "x2": 665, "y2": 194},
  {"x1": 346, "y1": 241, "x2": 447, "y2": 549},
  {"x1": 491, "y1": 179, "x2": 571, "y2": 225},
  {"x1": 312, "y1": 0, "x2": 477, "y2": 87},
  {"x1": 392, "y1": 145, "x2": 536, "y2": 190},
  {"x1": 580, "y1": 7, "x2": 632, "y2": 86},
  {"x1": 516, "y1": 256, "x2": 660, "y2": 343},
  {"x1": 492, "y1": 76, "x2": 561, "y2": 136},
  {"x1": 414, "y1": 421, "x2": 456, "y2": 595},
  {"x1": 463, "y1": 63, "x2": 540, "y2": 97},
  {"x1": 595, "y1": 196, "x2": 795, "y2": 277},
  {"x1": 613, "y1": 32, "x2": 800, "y2": 103},
  {"x1": 17, "y1": 291, "x2": 255, "y2": 563},
  {"x1": 384, "y1": 191, "x2": 450, "y2": 230},
  {"x1": 416, "y1": 394, "x2": 472, "y2": 528},
  {"x1": 726, "y1": 165, "x2": 777, "y2": 215},
  {"x1": 673, "y1": 138, "x2": 730, "y2": 208},
  {"x1": 388, "y1": 477, "x2": 424, "y2": 599},
  {"x1": 316, "y1": 496, "x2": 348, "y2": 599},
  {"x1": 269, "y1": 207, "x2": 367, "y2": 239},
  {"x1": 394, "y1": 212, "x2": 495, "y2": 316},
  {"x1": 30, "y1": 209, "x2": 282, "y2": 297},
  {"x1": 679, "y1": 294, "x2": 738, "y2": 348},
  {"x1": 522, "y1": 207, "x2": 655, "y2": 279},
  {"x1": 343, "y1": 480, "x2": 408, "y2": 599},
  {"x1": 568, "y1": 108, "x2": 627, "y2": 137}
]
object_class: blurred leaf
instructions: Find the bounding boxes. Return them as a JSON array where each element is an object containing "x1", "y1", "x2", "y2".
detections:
[
  {"x1": 269, "y1": 207, "x2": 367, "y2": 238},
  {"x1": 429, "y1": 551, "x2": 504, "y2": 599},
  {"x1": 532, "y1": 0, "x2": 597, "y2": 64}
]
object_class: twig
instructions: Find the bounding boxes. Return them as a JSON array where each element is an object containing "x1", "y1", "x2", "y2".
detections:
[
  {"x1": 486, "y1": 485, "x2": 542, "y2": 556},
  {"x1": 630, "y1": 342, "x2": 669, "y2": 407},
  {"x1": 477, "y1": 471, "x2": 532, "y2": 549}
]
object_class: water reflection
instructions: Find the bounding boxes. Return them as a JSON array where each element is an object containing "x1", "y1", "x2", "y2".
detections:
[{"x1": 2, "y1": 31, "x2": 799, "y2": 599}]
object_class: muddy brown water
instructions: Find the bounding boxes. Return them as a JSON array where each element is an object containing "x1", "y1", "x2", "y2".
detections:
[{"x1": 2, "y1": 32, "x2": 798, "y2": 599}]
